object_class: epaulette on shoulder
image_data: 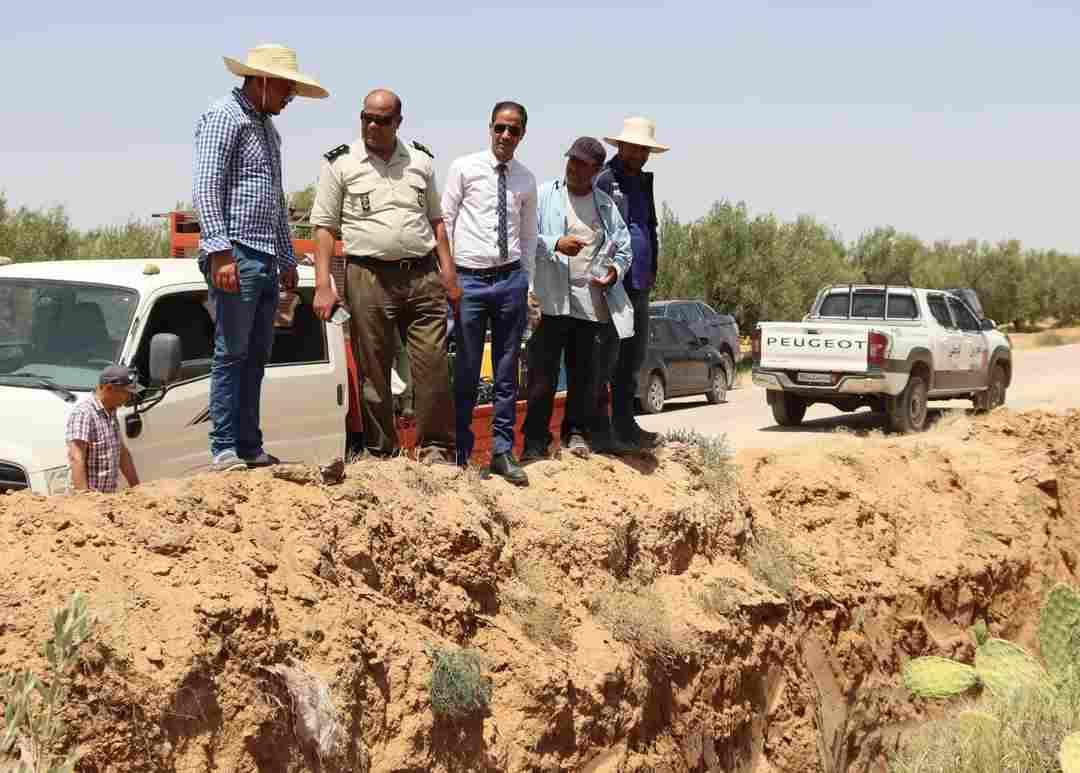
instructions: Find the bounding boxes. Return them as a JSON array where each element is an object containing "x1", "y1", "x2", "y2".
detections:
[
  {"x1": 411, "y1": 140, "x2": 434, "y2": 159},
  {"x1": 324, "y1": 144, "x2": 350, "y2": 163}
]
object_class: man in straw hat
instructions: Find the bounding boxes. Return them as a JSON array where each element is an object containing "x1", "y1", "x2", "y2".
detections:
[
  {"x1": 593, "y1": 116, "x2": 669, "y2": 452},
  {"x1": 192, "y1": 44, "x2": 328, "y2": 472}
]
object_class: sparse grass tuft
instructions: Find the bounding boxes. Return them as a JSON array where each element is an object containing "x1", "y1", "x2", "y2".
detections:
[
  {"x1": 591, "y1": 588, "x2": 689, "y2": 664},
  {"x1": 402, "y1": 465, "x2": 441, "y2": 497},
  {"x1": 1037, "y1": 331, "x2": 1068, "y2": 348},
  {"x1": 695, "y1": 579, "x2": 738, "y2": 618},
  {"x1": 892, "y1": 677, "x2": 1080, "y2": 772},
  {"x1": 427, "y1": 646, "x2": 493, "y2": 720},
  {"x1": 500, "y1": 560, "x2": 573, "y2": 649},
  {"x1": 662, "y1": 429, "x2": 735, "y2": 496},
  {"x1": 744, "y1": 529, "x2": 798, "y2": 598},
  {"x1": 1, "y1": 592, "x2": 95, "y2": 773}
]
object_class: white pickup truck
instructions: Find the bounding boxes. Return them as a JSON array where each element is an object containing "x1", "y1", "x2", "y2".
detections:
[
  {"x1": 751, "y1": 285, "x2": 1012, "y2": 432},
  {"x1": 0, "y1": 259, "x2": 349, "y2": 495}
]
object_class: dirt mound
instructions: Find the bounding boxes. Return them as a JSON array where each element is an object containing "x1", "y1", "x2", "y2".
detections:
[{"x1": 1, "y1": 410, "x2": 1079, "y2": 772}]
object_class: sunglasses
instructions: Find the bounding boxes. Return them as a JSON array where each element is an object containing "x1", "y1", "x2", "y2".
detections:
[
  {"x1": 492, "y1": 123, "x2": 523, "y2": 138},
  {"x1": 361, "y1": 111, "x2": 397, "y2": 127}
]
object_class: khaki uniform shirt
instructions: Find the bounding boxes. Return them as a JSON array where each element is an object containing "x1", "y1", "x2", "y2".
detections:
[{"x1": 310, "y1": 140, "x2": 442, "y2": 260}]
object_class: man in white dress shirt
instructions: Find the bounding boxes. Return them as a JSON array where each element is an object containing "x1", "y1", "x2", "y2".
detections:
[{"x1": 441, "y1": 101, "x2": 538, "y2": 483}]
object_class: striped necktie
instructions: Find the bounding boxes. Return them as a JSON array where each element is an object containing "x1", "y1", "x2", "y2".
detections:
[{"x1": 496, "y1": 162, "x2": 509, "y2": 262}]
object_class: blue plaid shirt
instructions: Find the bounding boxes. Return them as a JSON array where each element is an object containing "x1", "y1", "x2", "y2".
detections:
[{"x1": 192, "y1": 87, "x2": 296, "y2": 268}]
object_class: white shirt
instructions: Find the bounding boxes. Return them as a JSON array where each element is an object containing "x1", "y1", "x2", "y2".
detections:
[{"x1": 441, "y1": 149, "x2": 538, "y2": 281}]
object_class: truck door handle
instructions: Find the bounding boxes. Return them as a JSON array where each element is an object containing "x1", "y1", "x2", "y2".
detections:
[{"x1": 949, "y1": 347, "x2": 961, "y2": 355}]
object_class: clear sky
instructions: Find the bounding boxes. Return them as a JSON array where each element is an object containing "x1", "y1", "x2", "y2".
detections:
[{"x1": 3, "y1": 0, "x2": 1079, "y2": 251}]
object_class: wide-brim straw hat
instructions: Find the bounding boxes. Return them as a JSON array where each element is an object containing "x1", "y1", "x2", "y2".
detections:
[
  {"x1": 224, "y1": 44, "x2": 328, "y2": 99},
  {"x1": 603, "y1": 116, "x2": 669, "y2": 153}
]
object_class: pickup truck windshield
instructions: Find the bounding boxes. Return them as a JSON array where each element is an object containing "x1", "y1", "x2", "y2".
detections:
[{"x1": 0, "y1": 280, "x2": 138, "y2": 391}]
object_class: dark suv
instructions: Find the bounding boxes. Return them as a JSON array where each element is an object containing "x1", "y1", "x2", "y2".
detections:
[
  {"x1": 650, "y1": 300, "x2": 740, "y2": 389},
  {"x1": 636, "y1": 317, "x2": 727, "y2": 414}
]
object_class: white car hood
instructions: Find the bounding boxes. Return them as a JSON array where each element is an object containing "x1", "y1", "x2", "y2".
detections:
[{"x1": 0, "y1": 385, "x2": 92, "y2": 473}]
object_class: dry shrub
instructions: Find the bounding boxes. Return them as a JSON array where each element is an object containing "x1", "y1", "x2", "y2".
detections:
[
  {"x1": 744, "y1": 529, "x2": 798, "y2": 598},
  {"x1": 662, "y1": 429, "x2": 734, "y2": 497},
  {"x1": 695, "y1": 578, "x2": 745, "y2": 618},
  {"x1": 427, "y1": 647, "x2": 492, "y2": 720},
  {"x1": 591, "y1": 588, "x2": 689, "y2": 664}
]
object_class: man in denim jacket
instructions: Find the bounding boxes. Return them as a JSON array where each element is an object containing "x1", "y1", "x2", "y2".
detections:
[
  {"x1": 593, "y1": 117, "x2": 669, "y2": 450},
  {"x1": 521, "y1": 137, "x2": 635, "y2": 460}
]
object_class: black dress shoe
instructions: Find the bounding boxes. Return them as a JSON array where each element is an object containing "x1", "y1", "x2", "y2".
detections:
[
  {"x1": 490, "y1": 453, "x2": 529, "y2": 486},
  {"x1": 592, "y1": 435, "x2": 638, "y2": 457}
]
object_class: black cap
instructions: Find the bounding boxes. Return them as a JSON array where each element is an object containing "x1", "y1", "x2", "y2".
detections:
[
  {"x1": 566, "y1": 136, "x2": 606, "y2": 167},
  {"x1": 99, "y1": 364, "x2": 138, "y2": 392}
]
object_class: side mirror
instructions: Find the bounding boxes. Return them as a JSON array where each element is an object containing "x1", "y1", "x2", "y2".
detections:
[
  {"x1": 981, "y1": 318, "x2": 997, "y2": 331},
  {"x1": 149, "y1": 333, "x2": 182, "y2": 386}
]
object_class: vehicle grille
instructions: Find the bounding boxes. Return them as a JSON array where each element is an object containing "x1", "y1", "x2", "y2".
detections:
[{"x1": 0, "y1": 462, "x2": 29, "y2": 493}]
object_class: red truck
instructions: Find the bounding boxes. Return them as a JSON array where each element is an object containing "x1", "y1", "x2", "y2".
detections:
[{"x1": 161, "y1": 210, "x2": 564, "y2": 461}]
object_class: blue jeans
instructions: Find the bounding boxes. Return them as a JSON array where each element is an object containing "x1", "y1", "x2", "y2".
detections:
[
  {"x1": 201, "y1": 243, "x2": 279, "y2": 459},
  {"x1": 453, "y1": 267, "x2": 528, "y2": 464}
]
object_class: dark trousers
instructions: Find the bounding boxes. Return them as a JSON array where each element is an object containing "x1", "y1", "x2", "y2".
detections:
[
  {"x1": 522, "y1": 315, "x2": 598, "y2": 451},
  {"x1": 346, "y1": 257, "x2": 455, "y2": 456},
  {"x1": 454, "y1": 267, "x2": 528, "y2": 464},
  {"x1": 598, "y1": 286, "x2": 651, "y2": 438}
]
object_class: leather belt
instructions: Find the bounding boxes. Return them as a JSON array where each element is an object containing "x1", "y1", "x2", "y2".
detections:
[
  {"x1": 456, "y1": 260, "x2": 521, "y2": 278},
  {"x1": 347, "y1": 252, "x2": 435, "y2": 272}
]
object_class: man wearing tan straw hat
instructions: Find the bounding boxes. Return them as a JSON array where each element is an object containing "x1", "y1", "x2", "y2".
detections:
[
  {"x1": 192, "y1": 43, "x2": 328, "y2": 472},
  {"x1": 594, "y1": 116, "x2": 669, "y2": 452}
]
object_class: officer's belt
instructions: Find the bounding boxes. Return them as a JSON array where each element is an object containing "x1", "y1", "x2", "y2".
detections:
[
  {"x1": 346, "y1": 252, "x2": 435, "y2": 272},
  {"x1": 455, "y1": 260, "x2": 521, "y2": 278}
]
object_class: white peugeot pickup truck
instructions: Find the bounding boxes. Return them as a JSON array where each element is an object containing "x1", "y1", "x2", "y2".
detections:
[
  {"x1": 0, "y1": 259, "x2": 349, "y2": 495},
  {"x1": 751, "y1": 285, "x2": 1012, "y2": 432}
]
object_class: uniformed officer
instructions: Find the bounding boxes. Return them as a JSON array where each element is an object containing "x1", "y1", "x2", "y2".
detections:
[{"x1": 310, "y1": 88, "x2": 459, "y2": 462}]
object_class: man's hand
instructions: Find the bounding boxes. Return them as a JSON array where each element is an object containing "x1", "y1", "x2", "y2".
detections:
[
  {"x1": 281, "y1": 265, "x2": 299, "y2": 291},
  {"x1": 590, "y1": 267, "x2": 618, "y2": 288},
  {"x1": 556, "y1": 236, "x2": 588, "y2": 256},
  {"x1": 527, "y1": 291, "x2": 542, "y2": 329},
  {"x1": 211, "y1": 250, "x2": 239, "y2": 293},
  {"x1": 441, "y1": 269, "x2": 462, "y2": 311},
  {"x1": 313, "y1": 285, "x2": 341, "y2": 321}
]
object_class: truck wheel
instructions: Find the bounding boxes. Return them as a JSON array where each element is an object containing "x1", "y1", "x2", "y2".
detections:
[
  {"x1": 768, "y1": 391, "x2": 807, "y2": 427},
  {"x1": 887, "y1": 373, "x2": 928, "y2": 433},
  {"x1": 974, "y1": 363, "x2": 1007, "y2": 413},
  {"x1": 705, "y1": 366, "x2": 727, "y2": 404},
  {"x1": 643, "y1": 373, "x2": 666, "y2": 414}
]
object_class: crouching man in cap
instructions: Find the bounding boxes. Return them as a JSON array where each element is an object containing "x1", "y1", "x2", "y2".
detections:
[
  {"x1": 521, "y1": 137, "x2": 634, "y2": 460},
  {"x1": 65, "y1": 365, "x2": 141, "y2": 493}
]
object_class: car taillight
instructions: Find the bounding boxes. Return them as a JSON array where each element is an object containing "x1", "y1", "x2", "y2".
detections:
[
  {"x1": 868, "y1": 330, "x2": 887, "y2": 368},
  {"x1": 751, "y1": 328, "x2": 762, "y2": 364}
]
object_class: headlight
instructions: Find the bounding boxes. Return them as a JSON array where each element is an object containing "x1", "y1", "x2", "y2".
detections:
[{"x1": 43, "y1": 466, "x2": 71, "y2": 496}]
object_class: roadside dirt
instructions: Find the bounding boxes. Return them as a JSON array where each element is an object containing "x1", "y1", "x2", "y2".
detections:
[{"x1": 1, "y1": 409, "x2": 1078, "y2": 772}]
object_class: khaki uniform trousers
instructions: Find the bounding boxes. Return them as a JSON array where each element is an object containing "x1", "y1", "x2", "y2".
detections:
[{"x1": 345, "y1": 257, "x2": 455, "y2": 457}]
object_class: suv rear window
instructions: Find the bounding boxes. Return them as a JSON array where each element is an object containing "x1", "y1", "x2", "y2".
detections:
[{"x1": 817, "y1": 289, "x2": 919, "y2": 320}]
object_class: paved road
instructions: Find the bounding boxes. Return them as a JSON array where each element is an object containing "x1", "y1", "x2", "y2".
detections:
[{"x1": 637, "y1": 344, "x2": 1080, "y2": 454}]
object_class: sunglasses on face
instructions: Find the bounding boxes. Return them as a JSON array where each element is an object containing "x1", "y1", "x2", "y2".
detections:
[
  {"x1": 361, "y1": 112, "x2": 397, "y2": 127},
  {"x1": 492, "y1": 123, "x2": 523, "y2": 138}
]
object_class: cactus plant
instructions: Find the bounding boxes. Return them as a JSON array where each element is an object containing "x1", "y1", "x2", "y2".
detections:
[
  {"x1": 902, "y1": 656, "x2": 979, "y2": 698},
  {"x1": 974, "y1": 637, "x2": 1050, "y2": 697},
  {"x1": 1039, "y1": 584, "x2": 1080, "y2": 682},
  {"x1": 1060, "y1": 731, "x2": 1080, "y2": 773}
]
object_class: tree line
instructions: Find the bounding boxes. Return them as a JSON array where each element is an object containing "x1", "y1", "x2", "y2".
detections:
[{"x1": 3, "y1": 191, "x2": 1079, "y2": 332}]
